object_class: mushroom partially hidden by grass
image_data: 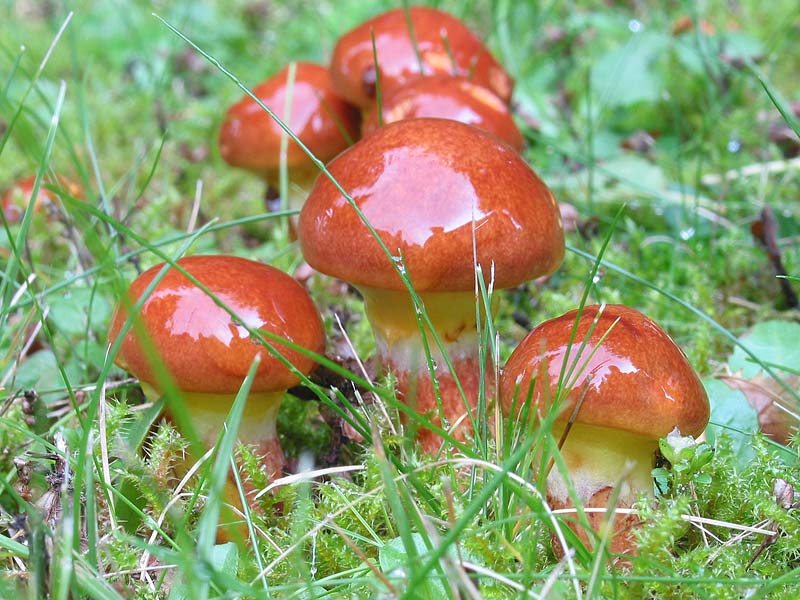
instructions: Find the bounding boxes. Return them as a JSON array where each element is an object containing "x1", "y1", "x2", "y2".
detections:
[
  {"x1": 500, "y1": 304, "x2": 710, "y2": 559},
  {"x1": 331, "y1": 6, "x2": 514, "y2": 108},
  {"x1": 109, "y1": 255, "x2": 325, "y2": 489},
  {"x1": 219, "y1": 62, "x2": 359, "y2": 233},
  {"x1": 299, "y1": 118, "x2": 563, "y2": 453},
  {"x1": 361, "y1": 76, "x2": 524, "y2": 152},
  {"x1": 1, "y1": 175, "x2": 82, "y2": 224}
]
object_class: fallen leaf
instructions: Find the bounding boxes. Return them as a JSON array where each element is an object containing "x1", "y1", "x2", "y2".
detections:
[{"x1": 718, "y1": 374, "x2": 800, "y2": 445}]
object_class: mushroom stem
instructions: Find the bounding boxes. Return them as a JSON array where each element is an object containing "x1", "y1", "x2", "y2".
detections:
[
  {"x1": 141, "y1": 383, "x2": 286, "y2": 482},
  {"x1": 359, "y1": 286, "x2": 496, "y2": 452},
  {"x1": 547, "y1": 422, "x2": 654, "y2": 556}
]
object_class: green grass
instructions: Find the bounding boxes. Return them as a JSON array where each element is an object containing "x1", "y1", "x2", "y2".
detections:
[{"x1": 2, "y1": 0, "x2": 800, "y2": 598}]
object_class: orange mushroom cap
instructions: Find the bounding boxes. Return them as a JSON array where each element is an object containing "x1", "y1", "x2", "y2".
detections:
[
  {"x1": 219, "y1": 62, "x2": 359, "y2": 178},
  {"x1": 298, "y1": 118, "x2": 563, "y2": 292},
  {"x1": 501, "y1": 304, "x2": 710, "y2": 438},
  {"x1": 109, "y1": 255, "x2": 325, "y2": 394},
  {"x1": 362, "y1": 76, "x2": 524, "y2": 152},
  {"x1": 2, "y1": 175, "x2": 82, "y2": 224},
  {"x1": 331, "y1": 7, "x2": 514, "y2": 108}
]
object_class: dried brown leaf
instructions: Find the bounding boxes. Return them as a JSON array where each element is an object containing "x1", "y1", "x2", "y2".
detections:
[{"x1": 719, "y1": 374, "x2": 800, "y2": 444}]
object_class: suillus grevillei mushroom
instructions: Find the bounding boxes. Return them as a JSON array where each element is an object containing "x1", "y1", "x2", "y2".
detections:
[
  {"x1": 330, "y1": 6, "x2": 513, "y2": 108},
  {"x1": 219, "y1": 62, "x2": 359, "y2": 232},
  {"x1": 361, "y1": 76, "x2": 524, "y2": 152},
  {"x1": 500, "y1": 304, "x2": 710, "y2": 558},
  {"x1": 109, "y1": 255, "x2": 325, "y2": 488},
  {"x1": 299, "y1": 118, "x2": 563, "y2": 453},
  {"x1": 1, "y1": 175, "x2": 82, "y2": 224}
]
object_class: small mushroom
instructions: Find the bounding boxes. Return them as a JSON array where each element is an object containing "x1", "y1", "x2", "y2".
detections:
[
  {"x1": 219, "y1": 62, "x2": 360, "y2": 232},
  {"x1": 500, "y1": 304, "x2": 710, "y2": 558},
  {"x1": 109, "y1": 255, "x2": 325, "y2": 488},
  {"x1": 2, "y1": 175, "x2": 82, "y2": 224},
  {"x1": 299, "y1": 118, "x2": 563, "y2": 453},
  {"x1": 361, "y1": 76, "x2": 524, "y2": 152},
  {"x1": 330, "y1": 7, "x2": 514, "y2": 108}
]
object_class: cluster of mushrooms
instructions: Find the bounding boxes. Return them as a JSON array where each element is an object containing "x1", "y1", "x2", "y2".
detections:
[{"x1": 109, "y1": 7, "x2": 710, "y2": 560}]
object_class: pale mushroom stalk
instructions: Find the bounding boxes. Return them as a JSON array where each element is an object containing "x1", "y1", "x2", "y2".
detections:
[{"x1": 360, "y1": 287, "x2": 497, "y2": 450}]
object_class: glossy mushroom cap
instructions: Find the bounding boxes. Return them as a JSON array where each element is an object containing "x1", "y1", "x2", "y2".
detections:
[
  {"x1": 501, "y1": 304, "x2": 710, "y2": 438},
  {"x1": 331, "y1": 7, "x2": 514, "y2": 108},
  {"x1": 299, "y1": 118, "x2": 563, "y2": 292},
  {"x1": 218, "y1": 62, "x2": 359, "y2": 179},
  {"x1": 109, "y1": 255, "x2": 325, "y2": 394},
  {"x1": 361, "y1": 76, "x2": 524, "y2": 152}
]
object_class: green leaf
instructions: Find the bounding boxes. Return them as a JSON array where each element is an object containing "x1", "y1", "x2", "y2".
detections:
[
  {"x1": 703, "y1": 378, "x2": 759, "y2": 468},
  {"x1": 48, "y1": 288, "x2": 112, "y2": 338},
  {"x1": 592, "y1": 32, "x2": 670, "y2": 107},
  {"x1": 728, "y1": 320, "x2": 800, "y2": 379},
  {"x1": 378, "y1": 534, "x2": 447, "y2": 598},
  {"x1": 5, "y1": 349, "x2": 79, "y2": 393}
]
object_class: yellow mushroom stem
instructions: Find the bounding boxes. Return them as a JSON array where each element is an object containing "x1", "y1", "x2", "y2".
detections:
[
  {"x1": 358, "y1": 286, "x2": 497, "y2": 452},
  {"x1": 547, "y1": 421, "x2": 656, "y2": 557},
  {"x1": 141, "y1": 383, "x2": 286, "y2": 482}
]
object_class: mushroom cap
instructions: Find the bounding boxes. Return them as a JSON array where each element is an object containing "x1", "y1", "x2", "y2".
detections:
[
  {"x1": 109, "y1": 255, "x2": 325, "y2": 395},
  {"x1": 2, "y1": 175, "x2": 82, "y2": 224},
  {"x1": 298, "y1": 118, "x2": 564, "y2": 292},
  {"x1": 219, "y1": 62, "x2": 359, "y2": 178},
  {"x1": 361, "y1": 76, "x2": 524, "y2": 151},
  {"x1": 500, "y1": 304, "x2": 710, "y2": 438},
  {"x1": 330, "y1": 7, "x2": 513, "y2": 108}
]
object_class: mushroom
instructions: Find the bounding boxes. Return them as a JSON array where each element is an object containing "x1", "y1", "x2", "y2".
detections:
[
  {"x1": 500, "y1": 304, "x2": 710, "y2": 558},
  {"x1": 299, "y1": 118, "x2": 563, "y2": 452},
  {"x1": 219, "y1": 62, "x2": 360, "y2": 233},
  {"x1": 2, "y1": 175, "x2": 82, "y2": 224},
  {"x1": 330, "y1": 7, "x2": 513, "y2": 109},
  {"x1": 361, "y1": 76, "x2": 524, "y2": 152},
  {"x1": 108, "y1": 255, "x2": 325, "y2": 488}
]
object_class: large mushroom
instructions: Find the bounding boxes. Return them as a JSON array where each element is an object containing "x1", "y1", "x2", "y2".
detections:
[
  {"x1": 361, "y1": 76, "x2": 524, "y2": 152},
  {"x1": 299, "y1": 118, "x2": 563, "y2": 452},
  {"x1": 109, "y1": 255, "x2": 325, "y2": 487},
  {"x1": 331, "y1": 7, "x2": 513, "y2": 108},
  {"x1": 219, "y1": 62, "x2": 360, "y2": 232},
  {"x1": 500, "y1": 304, "x2": 710, "y2": 558}
]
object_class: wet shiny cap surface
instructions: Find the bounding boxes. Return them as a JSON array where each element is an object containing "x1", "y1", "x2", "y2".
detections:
[
  {"x1": 500, "y1": 304, "x2": 710, "y2": 437},
  {"x1": 361, "y1": 76, "x2": 524, "y2": 151},
  {"x1": 298, "y1": 118, "x2": 564, "y2": 292},
  {"x1": 109, "y1": 255, "x2": 325, "y2": 394},
  {"x1": 219, "y1": 62, "x2": 359, "y2": 177},
  {"x1": 330, "y1": 7, "x2": 514, "y2": 107}
]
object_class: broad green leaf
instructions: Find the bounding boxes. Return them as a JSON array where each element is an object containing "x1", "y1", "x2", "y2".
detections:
[
  {"x1": 703, "y1": 378, "x2": 759, "y2": 468},
  {"x1": 592, "y1": 32, "x2": 670, "y2": 107},
  {"x1": 378, "y1": 533, "x2": 477, "y2": 598},
  {"x1": 728, "y1": 320, "x2": 800, "y2": 379},
  {"x1": 48, "y1": 288, "x2": 112, "y2": 338}
]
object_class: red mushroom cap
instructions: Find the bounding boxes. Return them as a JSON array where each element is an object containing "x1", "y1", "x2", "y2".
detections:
[
  {"x1": 298, "y1": 118, "x2": 563, "y2": 292},
  {"x1": 2, "y1": 175, "x2": 82, "y2": 224},
  {"x1": 331, "y1": 7, "x2": 514, "y2": 108},
  {"x1": 219, "y1": 62, "x2": 359, "y2": 178},
  {"x1": 500, "y1": 304, "x2": 710, "y2": 438},
  {"x1": 361, "y1": 76, "x2": 524, "y2": 152},
  {"x1": 109, "y1": 255, "x2": 325, "y2": 394}
]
